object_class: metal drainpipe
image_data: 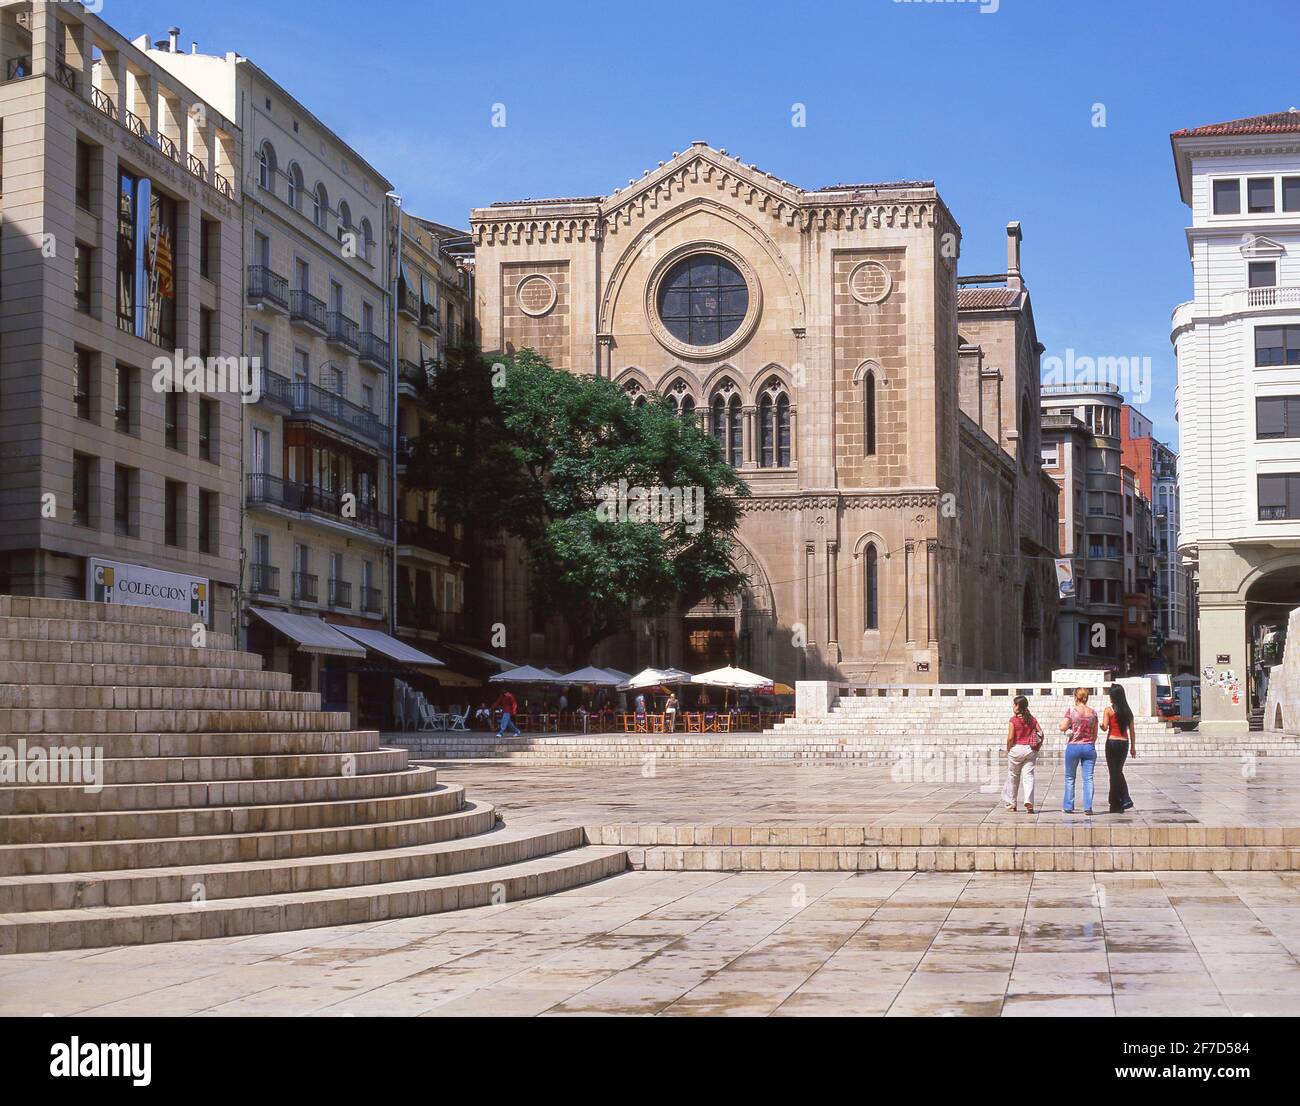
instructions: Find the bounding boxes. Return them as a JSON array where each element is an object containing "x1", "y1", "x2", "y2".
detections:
[{"x1": 388, "y1": 196, "x2": 402, "y2": 637}]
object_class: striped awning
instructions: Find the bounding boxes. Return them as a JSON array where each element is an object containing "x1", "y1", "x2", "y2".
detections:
[{"x1": 249, "y1": 607, "x2": 365, "y2": 657}]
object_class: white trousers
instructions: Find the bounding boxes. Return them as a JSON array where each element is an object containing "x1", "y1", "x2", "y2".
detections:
[{"x1": 1002, "y1": 745, "x2": 1038, "y2": 808}]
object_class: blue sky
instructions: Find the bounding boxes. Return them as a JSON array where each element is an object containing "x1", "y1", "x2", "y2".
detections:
[{"x1": 113, "y1": 0, "x2": 1300, "y2": 445}]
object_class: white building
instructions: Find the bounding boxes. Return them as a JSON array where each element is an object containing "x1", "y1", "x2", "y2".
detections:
[{"x1": 1171, "y1": 109, "x2": 1300, "y2": 730}]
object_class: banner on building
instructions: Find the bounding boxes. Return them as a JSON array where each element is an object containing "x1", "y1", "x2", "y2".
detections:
[
  {"x1": 88, "y1": 557, "x2": 209, "y2": 624},
  {"x1": 1055, "y1": 558, "x2": 1075, "y2": 600}
]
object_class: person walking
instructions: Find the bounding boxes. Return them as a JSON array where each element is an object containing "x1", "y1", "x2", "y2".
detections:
[
  {"x1": 494, "y1": 689, "x2": 521, "y2": 737},
  {"x1": 1002, "y1": 695, "x2": 1043, "y2": 813},
  {"x1": 664, "y1": 691, "x2": 679, "y2": 733},
  {"x1": 1101, "y1": 684, "x2": 1137, "y2": 813},
  {"x1": 1059, "y1": 687, "x2": 1099, "y2": 815}
]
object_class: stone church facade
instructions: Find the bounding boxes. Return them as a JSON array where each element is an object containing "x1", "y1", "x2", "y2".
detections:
[{"x1": 469, "y1": 143, "x2": 1059, "y2": 684}]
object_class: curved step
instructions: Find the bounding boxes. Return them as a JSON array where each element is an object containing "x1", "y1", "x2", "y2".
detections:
[
  {"x1": 0, "y1": 815, "x2": 583, "y2": 912},
  {"x1": 0, "y1": 661, "x2": 292, "y2": 691},
  {"x1": 0, "y1": 707, "x2": 353, "y2": 734},
  {"x1": 0, "y1": 685, "x2": 322, "y2": 712},
  {"x1": 0, "y1": 785, "x2": 481, "y2": 875},
  {"x1": 0, "y1": 640, "x2": 265, "y2": 671},
  {"x1": 0, "y1": 747, "x2": 409, "y2": 785},
  {"x1": 0, "y1": 616, "x2": 236, "y2": 650},
  {"x1": 0, "y1": 764, "x2": 438, "y2": 814},
  {"x1": 0, "y1": 595, "x2": 202, "y2": 628},
  {"x1": 0, "y1": 845, "x2": 629, "y2": 953},
  {"x1": 0, "y1": 773, "x2": 456, "y2": 844},
  {"x1": 8, "y1": 730, "x2": 383, "y2": 758}
]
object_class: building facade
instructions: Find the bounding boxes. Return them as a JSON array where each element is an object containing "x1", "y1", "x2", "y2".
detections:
[
  {"x1": 146, "y1": 37, "x2": 395, "y2": 712},
  {"x1": 470, "y1": 144, "x2": 1058, "y2": 684},
  {"x1": 1171, "y1": 110, "x2": 1300, "y2": 730},
  {"x1": 0, "y1": 1, "x2": 243, "y2": 630}
]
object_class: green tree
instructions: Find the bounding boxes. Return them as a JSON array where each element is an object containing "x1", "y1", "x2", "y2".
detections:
[{"x1": 407, "y1": 347, "x2": 750, "y2": 665}]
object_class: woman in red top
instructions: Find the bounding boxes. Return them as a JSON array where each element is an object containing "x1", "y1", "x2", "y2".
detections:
[
  {"x1": 1002, "y1": 695, "x2": 1043, "y2": 813},
  {"x1": 1101, "y1": 684, "x2": 1137, "y2": 813}
]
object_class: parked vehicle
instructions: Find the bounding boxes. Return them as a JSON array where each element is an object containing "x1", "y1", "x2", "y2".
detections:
[{"x1": 1146, "y1": 672, "x2": 1178, "y2": 716}]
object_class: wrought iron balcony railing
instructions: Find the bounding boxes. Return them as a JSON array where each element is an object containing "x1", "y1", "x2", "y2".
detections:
[
  {"x1": 326, "y1": 311, "x2": 360, "y2": 351},
  {"x1": 290, "y1": 289, "x2": 327, "y2": 331},
  {"x1": 361, "y1": 586, "x2": 383, "y2": 614},
  {"x1": 247, "y1": 266, "x2": 289, "y2": 310},
  {"x1": 247, "y1": 473, "x2": 391, "y2": 536},
  {"x1": 250, "y1": 563, "x2": 280, "y2": 596},
  {"x1": 292, "y1": 571, "x2": 318, "y2": 604},
  {"x1": 359, "y1": 332, "x2": 390, "y2": 368},
  {"x1": 328, "y1": 578, "x2": 352, "y2": 608},
  {"x1": 257, "y1": 372, "x2": 388, "y2": 447}
]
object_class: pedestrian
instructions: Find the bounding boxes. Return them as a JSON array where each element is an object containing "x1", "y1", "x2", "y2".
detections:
[
  {"x1": 494, "y1": 689, "x2": 521, "y2": 737},
  {"x1": 1058, "y1": 687, "x2": 1099, "y2": 815},
  {"x1": 1101, "y1": 684, "x2": 1137, "y2": 813},
  {"x1": 664, "y1": 691, "x2": 679, "y2": 733},
  {"x1": 1002, "y1": 694, "x2": 1043, "y2": 813}
]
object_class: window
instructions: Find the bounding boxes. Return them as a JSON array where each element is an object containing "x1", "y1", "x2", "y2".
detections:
[
  {"x1": 1249, "y1": 261, "x2": 1277, "y2": 288},
  {"x1": 1285, "y1": 177, "x2": 1300, "y2": 214},
  {"x1": 313, "y1": 183, "x2": 328, "y2": 229},
  {"x1": 73, "y1": 348, "x2": 92, "y2": 421},
  {"x1": 1248, "y1": 177, "x2": 1275, "y2": 214},
  {"x1": 165, "y1": 390, "x2": 181, "y2": 450},
  {"x1": 361, "y1": 383, "x2": 374, "y2": 412},
  {"x1": 75, "y1": 140, "x2": 93, "y2": 210},
  {"x1": 337, "y1": 201, "x2": 351, "y2": 243},
  {"x1": 74, "y1": 243, "x2": 92, "y2": 313},
  {"x1": 1040, "y1": 444, "x2": 1059, "y2": 468},
  {"x1": 657, "y1": 254, "x2": 748, "y2": 346},
  {"x1": 72, "y1": 453, "x2": 92, "y2": 527},
  {"x1": 199, "y1": 218, "x2": 217, "y2": 279},
  {"x1": 199, "y1": 398, "x2": 216, "y2": 461},
  {"x1": 286, "y1": 162, "x2": 302, "y2": 210},
  {"x1": 863, "y1": 370, "x2": 877, "y2": 456},
  {"x1": 1256, "y1": 325, "x2": 1300, "y2": 366},
  {"x1": 198, "y1": 490, "x2": 215, "y2": 554},
  {"x1": 1257, "y1": 396, "x2": 1300, "y2": 439},
  {"x1": 257, "y1": 141, "x2": 276, "y2": 192},
  {"x1": 710, "y1": 390, "x2": 744, "y2": 468},
  {"x1": 114, "y1": 364, "x2": 136, "y2": 434},
  {"x1": 864, "y1": 543, "x2": 879, "y2": 631},
  {"x1": 360, "y1": 218, "x2": 374, "y2": 262},
  {"x1": 164, "y1": 480, "x2": 184, "y2": 547},
  {"x1": 1213, "y1": 179, "x2": 1241, "y2": 215},
  {"x1": 1259, "y1": 473, "x2": 1300, "y2": 520},
  {"x1": 200, "y1": 307, "x2": 214, "y2": 360},
  {"x1": 113, "y1": 465, "x2": 135, "y2": 537}
]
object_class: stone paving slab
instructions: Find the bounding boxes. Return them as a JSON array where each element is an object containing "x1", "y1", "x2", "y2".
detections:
[{"x1": 4, "y1": 869, "x2": 1299, "y2": 1016}]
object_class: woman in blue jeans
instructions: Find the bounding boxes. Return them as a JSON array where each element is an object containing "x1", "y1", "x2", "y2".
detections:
[{"x1": 1058, "y1": 687, "x2": 1099, "y2": 815}]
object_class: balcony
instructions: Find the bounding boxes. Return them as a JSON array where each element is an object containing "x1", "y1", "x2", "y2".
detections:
[
  {"x1": 1174, "y1": 286, "x2": 1300, "y2": 333},
  {"x1": 292, "y1": 572, "x2": 318, "y2": 604},
  {"x1": 250, "y1": 563, "x2": 280, "y2": 597},
  {"x1": 398, "y1": 518, "x2": 467, "y2": 562},
  {"x1": 54, "y1": 59, "x2": 76, "y2": 93},
  {"x1": 247, "y1": 266, "x2": 289, "y2": 312},
  {"x1": 259, "y1": 372, "x2": 387, "y2": 448},
  {"x1": 398, "y1": 601, "x2": 464, "y2": 638},
  {"x1": 398, "y1": 359, "x2": 429, "y2": 396},
  {"x1": 289, "y1": 290, "x2": 327, "y2": 334},
  {"x1": 326, "y1": 311, "x2": 360, "y2": 352},
  {"x1": 419, "y1": 303, "x2": 440, "y2": 334},
  {"x1": 328, "y1": 578, "x2": 352, "y2": 609},
  {"x1": 247, "y1": 473, "x2": 391, "y2": 538},
  {"x1": 397, "y1": 285, "x2": 420, "y2": 321},
  {"x1": 360, "y1": 332, "x2": 390, "y2": 369},
  {"x1": 360, "y1": 586, "x2": 383, "y2": 614},
  {"x1": 6, "y1": 55, "x2": 30, "y2": 80}
]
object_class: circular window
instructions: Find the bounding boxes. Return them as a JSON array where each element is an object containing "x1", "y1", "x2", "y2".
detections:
[{"x1": 657, "y1": 253, "x2": 750, "y2": 347}]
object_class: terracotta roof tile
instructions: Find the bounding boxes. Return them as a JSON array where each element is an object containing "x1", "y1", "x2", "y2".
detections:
[
  {"x1": 1172, "y1": 110, "x2": 1300, "y2": 137},
  {"x1": 957, "y1": 287, "x2": 1019, "y2": 310},
  {"x1": 489, "y1": 196, "x2": 603, "y2": 207}
]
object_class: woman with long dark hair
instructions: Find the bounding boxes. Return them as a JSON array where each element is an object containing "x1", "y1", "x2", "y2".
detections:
[
  {"x1": 1102, "y1": 684, "x2": 1137, "y2": 813},
  {"x1": 1002, "y1": 695, "x2": 1043, "y2": 813}
]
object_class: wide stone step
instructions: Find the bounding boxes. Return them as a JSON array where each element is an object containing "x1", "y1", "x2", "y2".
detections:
[
  {"x1": 0, "y1": 775, "x2": 456, "y2": 844},
  {"x1": 0, "y1": 764, "x2": 439, "y2": 814},
  {"x1": 0, "y1": 747, "x2": 410, "y2": 785},
  {"x1": 7, "y1": 729, "x2": 382, "y2": 758},
  {"x1": 0, "y1": 616, "x2": 236, "y2": 650},
  {"x1": 0, "y1": 595, "x2": 200, "y2": 628},
  {"x1": 0, "y1": 819, "x2": 581, "y2": 912},
  {"x1": 0, "y1": 844, "x2": 629, "y2": 953},
  {"x1": 0, "y1": 784, "x2": 473, "y2": 874},
  {"x1": 0, "y1": 660, "x2": 291, "y2": 691},
  {"x1": 0, "y1": 685, "x2": 321, "y2": 712},
  {"x1": 0, "y1": 639, "x2": 264, "y2": 671},
  {"x1": 0, "y1": 707, "x2": 352, "y2": 734}
]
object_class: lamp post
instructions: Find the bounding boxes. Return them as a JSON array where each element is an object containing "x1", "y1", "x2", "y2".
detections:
[{"x1": 386, "y1": 192, "x2": 402, "y2": 637}]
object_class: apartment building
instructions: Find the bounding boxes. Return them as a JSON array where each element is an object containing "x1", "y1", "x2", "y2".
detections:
[
  {"x1": 1119, "y1": 464, "x2": 1155, "y2": 673},
  {"x1": 1039, "y1": 382, "x2": 1126, "y2": 670},
  {"x1": 0, "y1": 1, "x2": 243, "y2": 630},
  {"x1": 392, "y1": 209, "x2": 474, "y2": 659},
  {"x1": 145, "y1": 33, "x2": 400, "y2": 714},
  {"x1": 1170, "y1": 110, "x2": 1300, "y2": 729}
]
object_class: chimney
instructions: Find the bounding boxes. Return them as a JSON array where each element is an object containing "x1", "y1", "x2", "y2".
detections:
[
  {"x1": 168, "y1": 26, "x2": 181, "y2": 52},
  {"x1": 1006, "y1": 221, "x2": 1023, "y2": 291},
  {"x1": 191, "y1": 41, "x2": 199, "y2": 54}
]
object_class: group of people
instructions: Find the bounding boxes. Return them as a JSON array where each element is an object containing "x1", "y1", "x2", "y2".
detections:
[{"x1": 1001, "y1": 685, "x2": 1138, "y2": 815}]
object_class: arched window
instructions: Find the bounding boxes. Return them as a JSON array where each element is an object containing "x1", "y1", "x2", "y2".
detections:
[
  {"x1": 286, "y1": 162, "x2": 303, "y2": 210},
  {"x1": 777, "y1": 393, "x2": 791, "y2": 467},
  {"x1": 864, "y1": 370, "x2": 877, "y2": 456},
  {"x1": 711, "y1": 395, "x2": 727, "y2": 451},
  {"x1": 710, "y1": 380, "x2": 743, "y2": 467},
  {"x1": 759, "y1": 394, "x2": 773, "y2": 467},
  {"x1": 360, "y1": 218, "x2": 374, "y2": 262},
  {"x1": 257, "y1": 142, "x2": 277, "y2": 192},
  {"x1": 680, "y1": 395, "x2": 695, "y2": 420},
  {"x1": 337, "y1": 201, "x2": 352, "y2": 243},
  {"x1": 864, "y1": 543, "x2": 879, "y2": 631},
  {"x1": 313, "y1": 183, "x2": 328, "y2": 229},
  {"x1": 757, "y1": 378, "x2": 792, "y2": 468},
  {"x1": 728, "y1": 395, "x2": 743, "y2": 468}
]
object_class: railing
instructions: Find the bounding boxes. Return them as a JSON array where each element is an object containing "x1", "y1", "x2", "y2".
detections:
[
  {"x1": 398, "y1": 601, "x2": 463, "y2": 637},
  {"x1": 359, "y1": 332, "x2": 390, "y2": 367},
  {"x1": 54, "y1": 59, "x2": 76, "y2": 92},
  {"x1": 398, "y1": 359, "x2": 426, "y2": 392},
  {"x1": 154, "y1": 131, "x2": 179, "y2": 161},
  {"x1": 124, "y1": 109, "x2": 149, "y2": 141},
  {"x1": 398, "y1": 286, "x2": 420, "y2": 320},
  {"x1": 290, "y1": 290, "x2": 327, "y2": 330},
  {"x1": 398, "y1": 518, "x2": 466, "y2": 561},
  {"x1": 258, "y1": 372, "x2": 388, "y2": 447},
  {"x1": 214, "y1": 171, "x2": 233, "y2": 199},
  {"x1": 247, "y1": 266, "x2": 289, "y2": 310},
  {"x1": 187, "y1": 153, "x2": 207, "y2": 182},
  {"x1": 328, "y1": 578, "x2": 352, "y2": 608},
  {"x1": 250, "y1": 563, "x2": 280, "y2": 596},
  {"x1": 326, "y1": 312, "x2": 360, "y2": 351},
  {"x1": 91, "y1": 86, "x2": 117, "y2": 120},
  {"x1": 6, "y1": 56, "x2": 30, "y2": 80},
  {"x1": 419, "y1": 303, "x2": 440, "y2": 332},
  {"x1": 247, "y1": 473, "x2": 391, "y2": 536},
  {"x1": 292, "y1": 572, "x2": 318, "y2": 604},
  {"x1": 360, "y1": 586, "x2": 383, "y2": 614}
]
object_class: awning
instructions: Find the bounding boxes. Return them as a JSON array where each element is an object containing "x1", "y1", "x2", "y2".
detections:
[
  {"x1": 441, "y1": 643, "x2": 516, "y2": 671},
  {"x1": 335, "y1": 626, "x2": 444, "y2": 668},
  {"x1": 250, "y1": 607, "x2": 366, "y2": 657}
]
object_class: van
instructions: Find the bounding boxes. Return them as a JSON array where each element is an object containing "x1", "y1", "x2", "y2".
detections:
[{"x1": 1146, "y1": 672, "x2": 1176, "y2": 716}]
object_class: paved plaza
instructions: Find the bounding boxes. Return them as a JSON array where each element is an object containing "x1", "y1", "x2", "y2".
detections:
[{"x1": 4, "y1": 867, "x2": 1300, "y2": 1016}]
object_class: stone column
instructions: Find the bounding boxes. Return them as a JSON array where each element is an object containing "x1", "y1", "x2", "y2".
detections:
[
  {"x1": 926, "y1": 539, "x2": 939, "y2": 645},
  {"x1": 904, "y1": 540, "x2": 915, "y2": 645},
  {"x1": 789, "y1": 406, "x2": 798, "y2": 465},
  {"x1": 826, "y1": 541, "x2": 840, "y2": 662},
  {"x1": 742, "y1": 405, "x2": 757, "y2": 468},
  {"x1": 29, "y1": 0, "x2": 58, "y2": 78},
  {"x1": 803, "y1": 542, "x2": 816, "y2": 646},
  {"x1": 1199, "y1": 602, "x2": 1248, "y2": 733}
]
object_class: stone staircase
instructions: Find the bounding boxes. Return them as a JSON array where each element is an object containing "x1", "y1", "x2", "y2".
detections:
[{"x1": 0, "y1": 595, "x2": 626, "y2": 953}]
